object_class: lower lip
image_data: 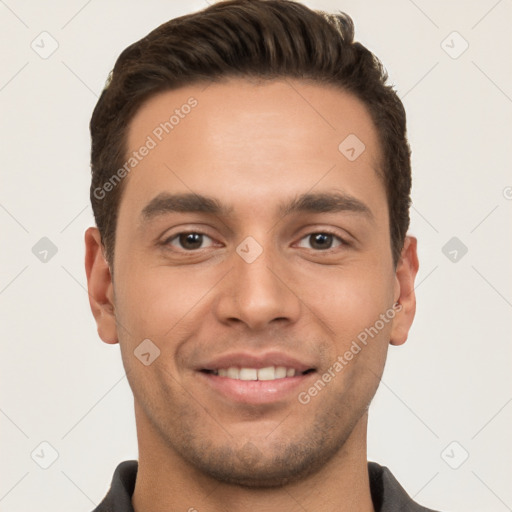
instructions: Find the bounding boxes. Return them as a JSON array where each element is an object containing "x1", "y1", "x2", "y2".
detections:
[{"x1": 197, "y1": 371, "x2": 316, "y2": 405}]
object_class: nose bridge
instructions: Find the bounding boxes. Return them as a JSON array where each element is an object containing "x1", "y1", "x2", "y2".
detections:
[
  {"x1": 238, "y1": 244, "x2": 280, "y2": 298},
  {"x1": 215, "y1": 235, "x2": 301, "y2": 330}
]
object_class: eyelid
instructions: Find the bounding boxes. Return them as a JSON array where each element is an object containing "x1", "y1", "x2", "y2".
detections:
[
  {"x1": 159, "y1": 223, "x2": 217, "y2": 241},
  {"x1": 161, "y1": 230, "x2": 219, "y2": 250},
  {"x1": 160, "y1": 229, "x2": 351, "y2": 253},
  {"x1": 295, "y1": 229, "x2": 350, "y2": 250}
]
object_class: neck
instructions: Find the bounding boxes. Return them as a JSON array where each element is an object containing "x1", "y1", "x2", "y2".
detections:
[{"x1": 132, "y1": 407, "x2": 375, "y2": 512}]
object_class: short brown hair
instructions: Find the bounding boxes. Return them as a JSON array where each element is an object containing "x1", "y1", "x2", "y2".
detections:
[{"x1": 90, "y1": 0, "x2": 411, "y2": 270}]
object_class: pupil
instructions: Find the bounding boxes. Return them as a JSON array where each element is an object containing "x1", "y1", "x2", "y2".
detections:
[
  {"x1": 181, "y1": 233, "x2": 202, "y2": 249},
  {"x1": 312, "y1": 233, "x2": 332, "y2": 250}
]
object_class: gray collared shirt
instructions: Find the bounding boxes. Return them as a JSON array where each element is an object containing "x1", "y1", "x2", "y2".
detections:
[{"x1": 92, "y1": 460, "x2": 441, "y2": 511}]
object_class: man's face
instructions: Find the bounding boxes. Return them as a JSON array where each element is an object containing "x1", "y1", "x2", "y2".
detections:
[{"x1": 86, "y1": 78, "x2": 417, "y2": 487}]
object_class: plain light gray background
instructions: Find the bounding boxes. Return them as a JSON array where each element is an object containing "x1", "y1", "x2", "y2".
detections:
[{"x1": 1, "y1": 1, "x2": 511, "y2": 511}]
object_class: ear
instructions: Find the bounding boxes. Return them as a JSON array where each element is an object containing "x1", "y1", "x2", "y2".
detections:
[
  {"x1": 390, "y1": 235, "x2": 419, "y2": 346},
  {"x1": 84, "y1": 227, "x2": 118, "y2": 344}
]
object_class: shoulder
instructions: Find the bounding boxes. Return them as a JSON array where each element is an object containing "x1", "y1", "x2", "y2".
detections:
[
  {"x1": 368, "y1": 461, "x2": 442, "y2": 512},
  {"x1": 91, "y1": 460, "x2": 138, "y2": 512}
]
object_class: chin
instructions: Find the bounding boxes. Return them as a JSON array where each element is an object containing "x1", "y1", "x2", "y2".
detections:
[{"x1": 174, "y1": 420, "x2": 356, "y2": 489}]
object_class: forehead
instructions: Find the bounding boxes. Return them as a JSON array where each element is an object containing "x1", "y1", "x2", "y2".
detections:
[{"x1": 119, "y1": 78, "x2": 386, "y2": 225}]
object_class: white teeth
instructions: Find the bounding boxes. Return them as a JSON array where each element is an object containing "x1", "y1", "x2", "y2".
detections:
[
  {"x1": 213, "y1": 366, "x2": 300, "y2": 380},
  {"x1": 257, "y1": 366, "x2": 275, "y2": 380},
  {"x1": 239, "y1": 368, "x2": 258, "y2": 381},
  {"x1": 275, "y1": 366, "x2": 287, "y2": 379},
  {"x1": 227, "y1": 367, "x2": 239, "y2": 379}
]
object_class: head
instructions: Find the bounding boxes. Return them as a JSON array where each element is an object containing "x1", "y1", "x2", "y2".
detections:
[
  {"x1": 86, "y1": 0, "x2": 418, "y2": 489},
  {"x1": 90, "y1": 0, "x2": 412, "y2": 272}
]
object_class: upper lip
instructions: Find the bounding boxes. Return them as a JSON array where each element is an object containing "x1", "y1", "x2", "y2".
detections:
[{"x1": 198, "y1": 351, "x2": 317, "y2": 373}]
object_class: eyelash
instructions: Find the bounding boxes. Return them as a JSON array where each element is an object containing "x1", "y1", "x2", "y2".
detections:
[{"x1": 161, "y1": 230, "x2": 350, "y2": 252}]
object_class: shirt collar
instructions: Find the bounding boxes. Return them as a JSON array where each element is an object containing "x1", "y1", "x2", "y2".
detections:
[{"x1": 92, "y1": 460, "x2": 438, "y2": 512}]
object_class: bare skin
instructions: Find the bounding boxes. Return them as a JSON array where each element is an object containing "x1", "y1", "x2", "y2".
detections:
[{"x1": 85, "y1": 78, "x2": 419, "y2": 512}]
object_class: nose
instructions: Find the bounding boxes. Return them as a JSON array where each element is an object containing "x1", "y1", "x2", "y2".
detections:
[{"x1": 213, "y1": 244, "x2": 301, "y2": 331}]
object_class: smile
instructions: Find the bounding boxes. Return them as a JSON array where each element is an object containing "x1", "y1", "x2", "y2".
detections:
[{"x1": 202, "y1": 366, "x2": 315, "y2": 381}]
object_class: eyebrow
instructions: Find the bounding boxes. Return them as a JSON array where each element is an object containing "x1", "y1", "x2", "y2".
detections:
[
  {"x1": 140, "y1": 193, "x2": 233, "y2": 223},
  {"x1": 139, "y1": 191, "x2": 374, "y2": 226},
  {"x1": 279, "y1": 191, "x2": 373, "y2": 220}
]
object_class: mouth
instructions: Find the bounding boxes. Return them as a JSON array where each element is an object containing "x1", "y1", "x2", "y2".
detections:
[
  {"x1": 200, "y1": 366, "x2": 316, "y2": 381},
  {"x1": 196, "y1": 353, "x2": 318, "y2": 404}
]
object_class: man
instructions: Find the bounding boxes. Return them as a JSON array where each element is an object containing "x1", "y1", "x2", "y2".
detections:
[{"x1": 84, "y1": 0, "x2": 438, "y2": 510}]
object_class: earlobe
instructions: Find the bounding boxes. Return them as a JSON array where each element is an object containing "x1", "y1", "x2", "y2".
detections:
[
  {"x1": 390, "y1": 236, "x2": 419, "y2": 346},
  {"x1": 84, "y1": 227, "x2": 118, "y2": 344}
]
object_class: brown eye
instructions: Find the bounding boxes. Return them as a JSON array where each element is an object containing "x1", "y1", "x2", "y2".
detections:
[
  {"x1": 297, "y1": 232, "x2": 345, "y2": 251},
  {"x1": 166, "y1": 232, "x2": 214, "y2": 250}
]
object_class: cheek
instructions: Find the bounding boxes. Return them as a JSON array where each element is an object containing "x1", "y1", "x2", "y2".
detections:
[
  {"x1": 310, "y1": 268, "x2": 394, "y2": 398},
  {"x1": 296, "y1": 262, "x2": 395, "y2": 341},
  {"x1": 114, "y1": 264, "x2": 220, "y2": 342}
]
